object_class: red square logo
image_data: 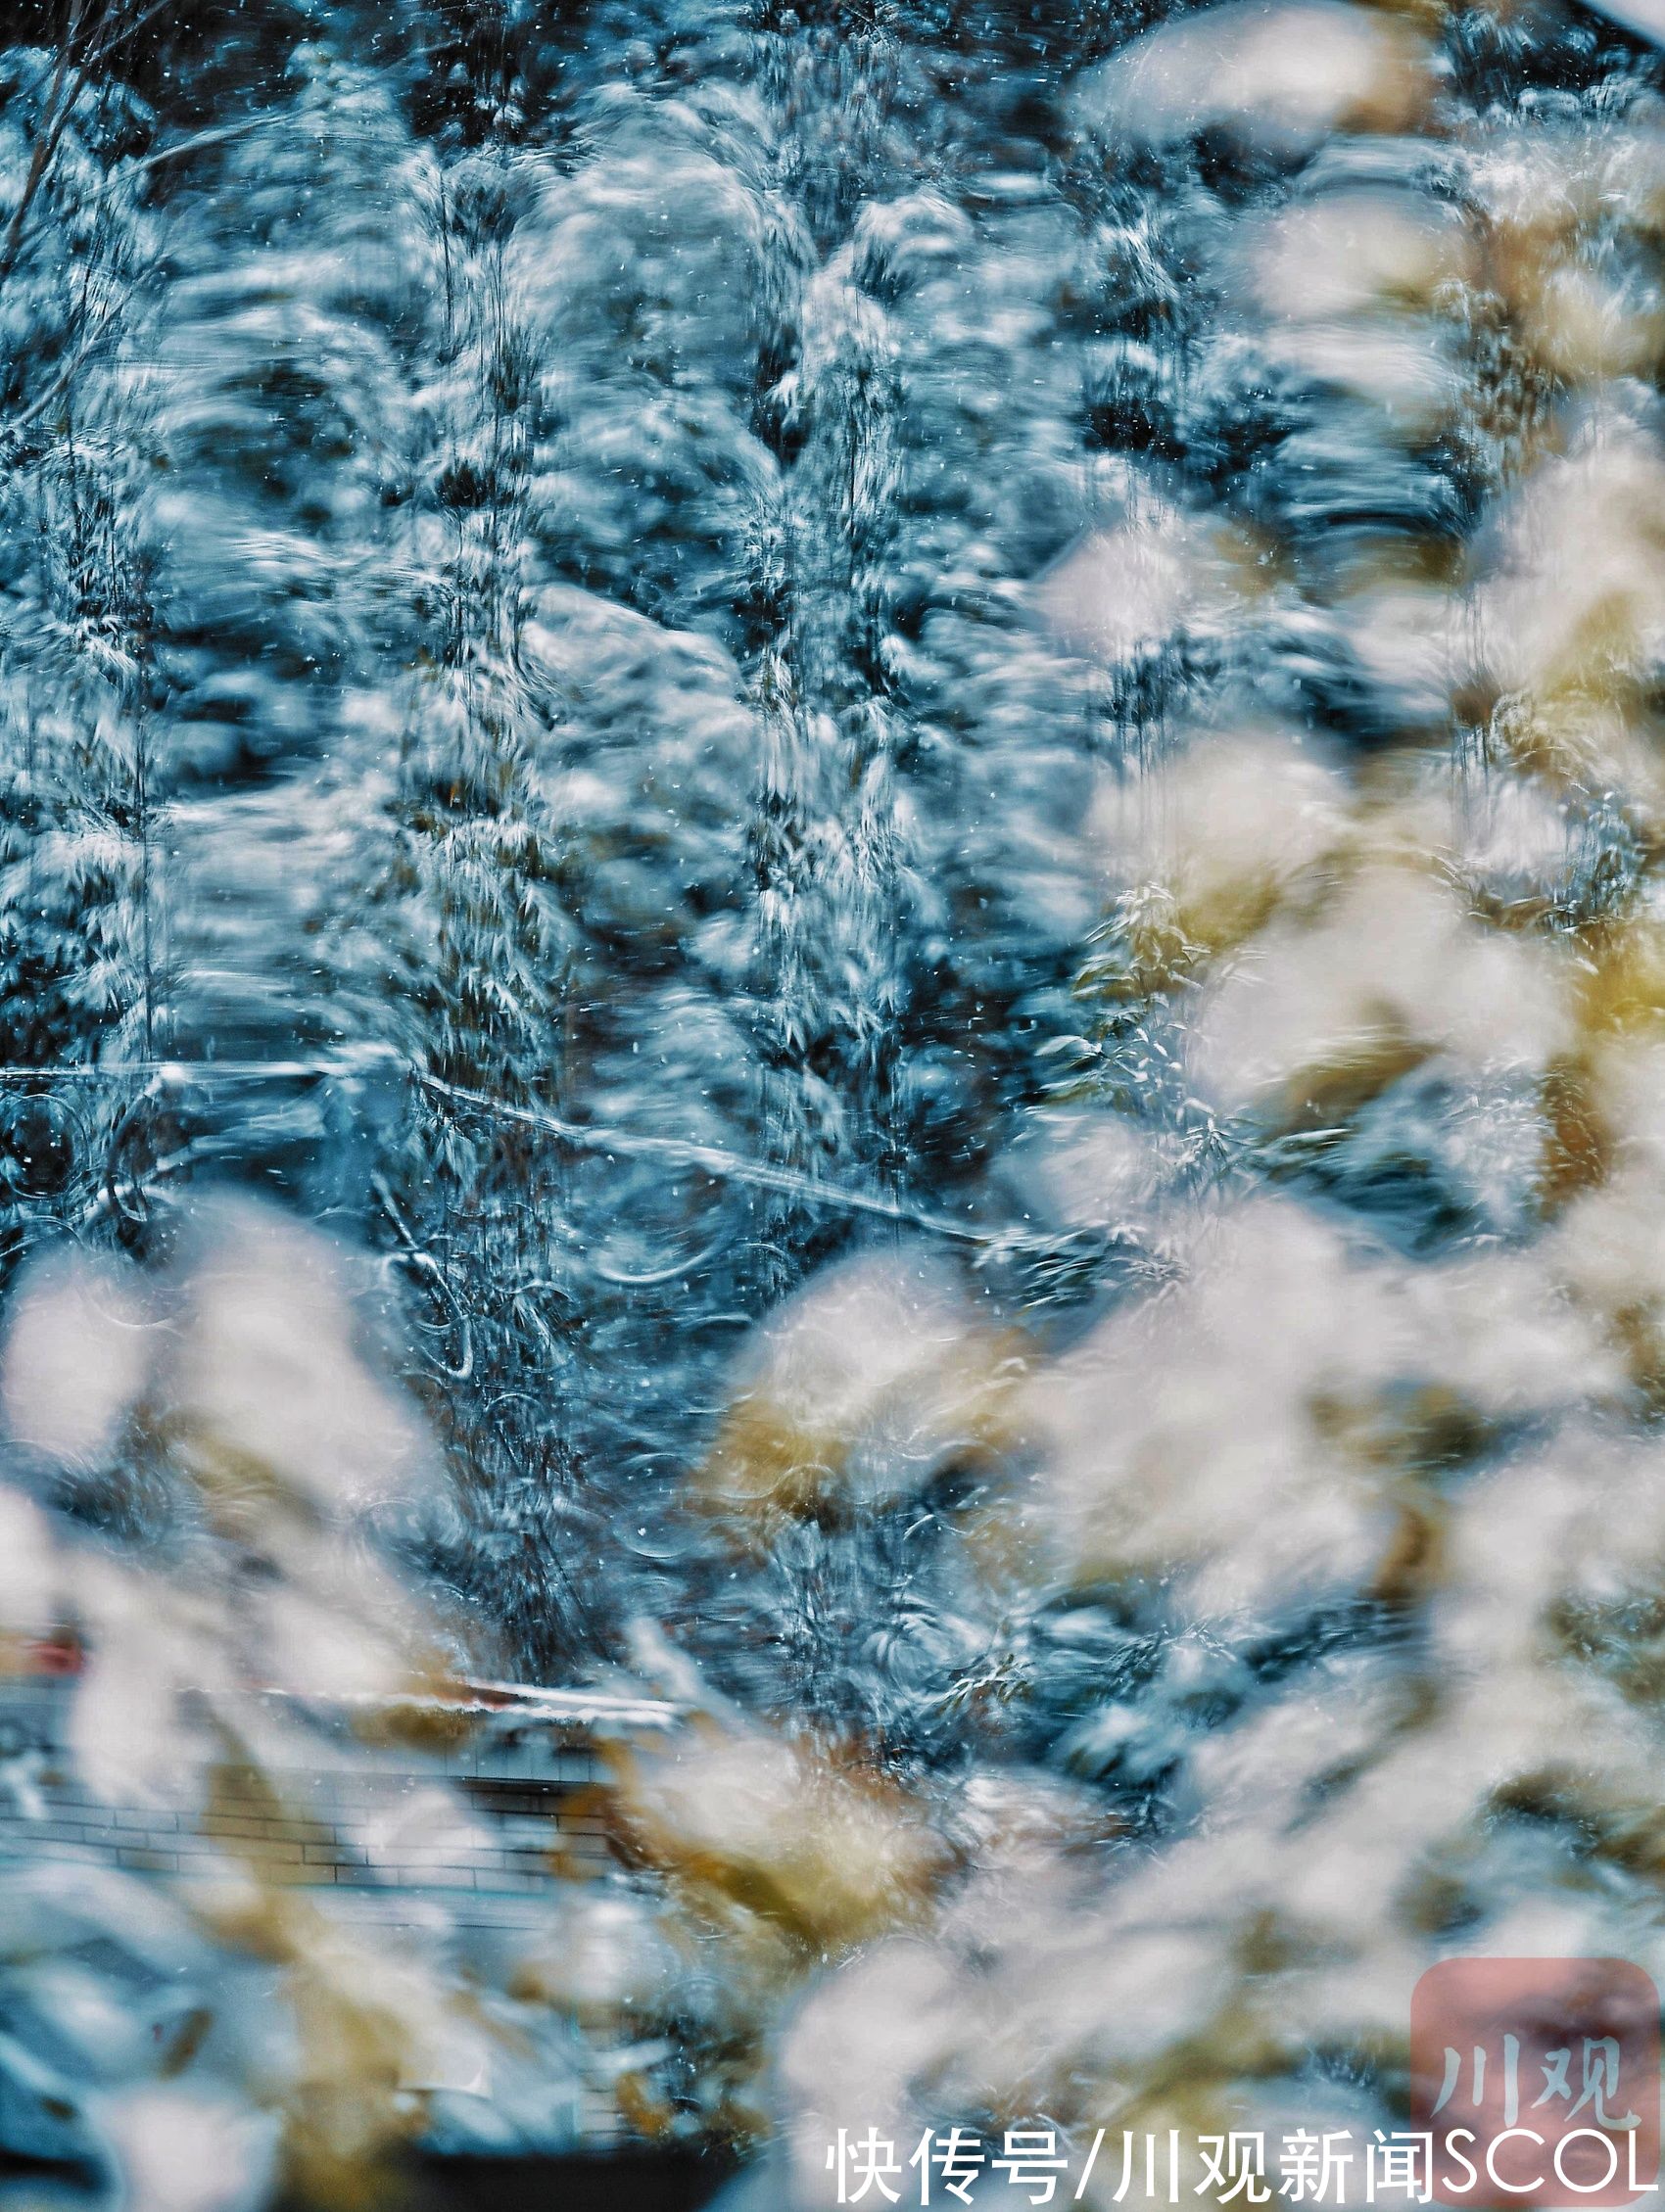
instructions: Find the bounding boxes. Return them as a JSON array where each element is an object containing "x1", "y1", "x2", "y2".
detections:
[{"x1": 1411, "y1": 1958, "x2": 1660, "y2": 2206}]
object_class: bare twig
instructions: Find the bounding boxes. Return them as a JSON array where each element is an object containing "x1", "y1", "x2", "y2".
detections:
[
  {"x1": 0, "y1": 1059, "x2": 1166, "y2": 1289},
  {"x1": 415, "y1": 1069, "x2": 992, "y2": 1247}
]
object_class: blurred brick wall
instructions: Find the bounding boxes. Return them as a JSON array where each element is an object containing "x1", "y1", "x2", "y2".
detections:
[{"x1": 0, "y1": 1674, "x2": 624, "y2": 1918}]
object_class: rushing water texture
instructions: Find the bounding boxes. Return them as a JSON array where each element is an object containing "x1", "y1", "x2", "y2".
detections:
[{"x1": 4, "y1": 0, "x2": 1665, "y2": 2203}]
